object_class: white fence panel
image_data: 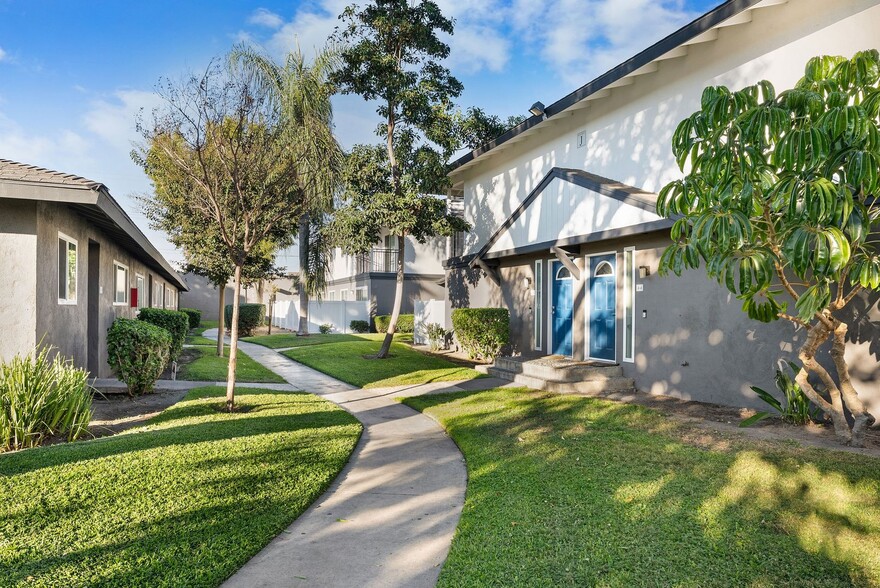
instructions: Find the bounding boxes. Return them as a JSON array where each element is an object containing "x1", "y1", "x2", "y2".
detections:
[
  {"x1": 272, "y1": 300, "x2": 370, "y2": 334},
  {"x1": 413, "y1": 299, "x2": 447, "y2": 345}
]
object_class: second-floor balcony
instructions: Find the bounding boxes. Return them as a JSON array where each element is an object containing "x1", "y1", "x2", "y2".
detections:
[{"x1": 356, "y1": 248, "x2": 399, "y2": 274}]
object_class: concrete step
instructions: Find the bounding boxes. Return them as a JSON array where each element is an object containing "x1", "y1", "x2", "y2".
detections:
[
  {"x1": 485, "y1": 366, "x2": 635, "y2": 396},
  {"x1": 494, "y1": 356, "x2": 623, "y2": 382}
]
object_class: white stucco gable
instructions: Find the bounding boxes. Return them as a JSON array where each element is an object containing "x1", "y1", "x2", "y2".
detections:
[{"x1": 475, "y1": 168, "x2": 669, "y2": 261}]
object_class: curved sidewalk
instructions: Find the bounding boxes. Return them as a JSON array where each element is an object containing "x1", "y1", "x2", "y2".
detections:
[{"x1": 204, "y1": 331, "x2": 468, "y2": 588}]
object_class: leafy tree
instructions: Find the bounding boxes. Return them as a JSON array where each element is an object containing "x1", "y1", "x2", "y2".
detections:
[
  {"x1": 331, "y1": 0, "x2": 469, "y2": 358},
  {"x1": 136, "y1": 60, "x2": 303, "y2": 411},
  {"x1": 657, "y1": 51, "x2": 880, "y2": 446},
  {"x1": 454, "y1": 107, "x2": 526, "y2": 151},
  {"x1": 230, "y1": 43, "x2": 344, "y2": 336}
]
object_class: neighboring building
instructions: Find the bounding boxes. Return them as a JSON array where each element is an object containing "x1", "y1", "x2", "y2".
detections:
[
  {"x1": 0, "y1": 159, "x2": 187, "y2": 377},
  {"x1": 179, "y1": 271, "x2": 297, "y2": 322},
  {"x1": 445, "y1": 0, "x2": 880, "y2": 412},
  {"x1": 324, "y1": 231, "x2": 446, "y2": 323}
]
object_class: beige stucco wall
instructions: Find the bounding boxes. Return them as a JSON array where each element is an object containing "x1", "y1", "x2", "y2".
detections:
[{"x1": 0, "y1": 199, "x2": 38, "y2": 361}]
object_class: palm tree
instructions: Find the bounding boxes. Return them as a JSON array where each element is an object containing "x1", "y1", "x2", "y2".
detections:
[{"x1": 231, "y1": 42, "x2": 344, "y2": 335}]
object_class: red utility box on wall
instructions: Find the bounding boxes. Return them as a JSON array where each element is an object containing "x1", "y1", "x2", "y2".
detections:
[{"x1": 130, "y1": 288, "x2": 138, "y2": 308}]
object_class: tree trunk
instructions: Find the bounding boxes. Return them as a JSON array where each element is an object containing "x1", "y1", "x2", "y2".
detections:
[
  {"x1": 216, "y1": 281, "x2": 226, "y2": 358},
  {"x1": 298, "y1": 213, "x2": 310, "y2": 336},
  {"x1": 830, "y1": 321, "x2": 875, "y2": 446},
  {"x1": 376, "y1": 234, "x2": 405, "y2": 359},
  {"x1": 225, "y1": 265, "x2": 242, "y2": 411}
]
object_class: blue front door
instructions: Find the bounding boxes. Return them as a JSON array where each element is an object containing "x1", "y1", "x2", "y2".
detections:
[
  {"x1": 589, "y1": 254, "x2": 617, "y2": 361},
  {"x1": 551, "y1": 260, "x2": 573, "y2": 357}
]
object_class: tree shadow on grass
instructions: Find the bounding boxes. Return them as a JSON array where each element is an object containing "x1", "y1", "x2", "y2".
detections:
[{"x1": 405, "y1": 388, "x2": 880, "y2": 586}]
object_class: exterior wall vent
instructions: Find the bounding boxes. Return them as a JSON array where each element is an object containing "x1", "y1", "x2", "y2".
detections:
[{"x1": 576, "y1": 131, "x2": 586, "y2": 149}]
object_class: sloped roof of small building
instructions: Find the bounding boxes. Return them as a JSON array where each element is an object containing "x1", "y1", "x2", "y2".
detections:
[
  {"x1": 0, "y1": 159, "x2": 187, "y2": 290},
  {"x1": 449, "y1": 0, "x2": 773, "y2": 176}
]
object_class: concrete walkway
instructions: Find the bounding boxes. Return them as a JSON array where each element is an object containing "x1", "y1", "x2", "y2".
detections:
[{"x1": 195, "y1": 329, "x2": 502, "y2": 588}]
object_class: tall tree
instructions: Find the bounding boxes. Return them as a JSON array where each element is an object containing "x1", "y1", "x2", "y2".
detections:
[
  {"x1": 454, "y1": 107, "x2": 526, "y2": 151},
  {"x1": 136, "y1": 60, "x2": 303, "y2": 411},
  {"x1": 657, "y1": 51, "x2": 880, "y2": 446},
  {"x1": 331, "y1": 0, "x2": 467, "y2": 358},
  {"x1": 230, "y1": 43, "x2": 344, "y2": 335}
]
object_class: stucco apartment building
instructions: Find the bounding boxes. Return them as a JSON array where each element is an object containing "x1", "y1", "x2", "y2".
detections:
[
  {"x1": 0, "y1": 159, "x2": 187, "y2": 378},
  {"x1": 325, "y1": 231, "x2": 446, "y2": 322},
  {"x1": 445, "y1": 0, "x2": 880, "y2": 413}
]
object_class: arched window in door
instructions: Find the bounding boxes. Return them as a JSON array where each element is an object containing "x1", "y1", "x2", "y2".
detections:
[{"x1": 594, "y1": 261, "x2": 613, "y2": 276}]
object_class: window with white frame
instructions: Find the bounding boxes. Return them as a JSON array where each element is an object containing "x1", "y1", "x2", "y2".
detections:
[
  {"x1": 355, "y1": 287, "x2": 368, "y2": 301},
  {"x1": 58, "y1": 233, "x2": 77, "y2": 304},
  {"x1": 534, "y1": 260, "x2": 543, "y2": 350},
  {"x1": 153, "y1": 278, "x2": 164, "y2": 308},
  {"x1": 165, "y1": 286, "x2": 174, "y2": 309},
  {"x1": 623, "y1": 247, "x2": 635, "y2": 362},
  {"x1": 135, "y1": 274, "x2": 146, "y2": 308},
  {"x1": 113, "y1": 261, "x2": 129, "y2": 305}
]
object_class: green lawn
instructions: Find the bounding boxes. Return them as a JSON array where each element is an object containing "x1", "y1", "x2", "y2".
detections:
[
  {"x1": 244, "y1": 332, "x2": 412, "y2": 349},
  {"x1": 276, "y1": 335, "x2": 480, "y2": 388},
  {"x1": 185, "y1": 324, "x2": 218, "y2": 345},
  {"x1": 403, "y1": 388, "x2": 880, "y2": 587},
  {"x1": 177, "y1": 346, "x2": 284, "y2": 383},
  {"x1": 0, "y1": 386, "x2": 361, "y2": 588}
]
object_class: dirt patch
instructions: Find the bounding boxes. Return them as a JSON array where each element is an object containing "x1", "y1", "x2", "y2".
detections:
[
  {"x1": 598, "y1": 388, "x2": 880, "y2": 457},
  {"x1": 88, "y1": 390, "x2": 189, "y2": 438},
  {"x1": 411, "y1": 344, "x2": 488, "y2": 369}
]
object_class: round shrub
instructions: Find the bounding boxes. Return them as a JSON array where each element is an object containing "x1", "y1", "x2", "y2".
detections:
[
  {"x1": 451, "y1": 308, "x2": 509, "y2": 362},
  {"x1": 180, "y1": 307, "x2": 202, "y2": 330},
  {"x1": 319, "y1": 323, "x2": 334, "y2": 334},
  {"x1": 349, "y1": 320, "x2": 370, "y2": 334},
  {"x1": 137, "y1": 308, "x2": 188, "y2": 362},
  {"x1": 107, "y1": 319, "x2": 171, "y2": 396},
  {"x1": 0, "y1": 345, "x2": 93, "y2": 451},
  {"x1": 374, "y1": 314, "x2": 414, "y2": 334},
  {"x1": 224, "y1": 303, "x2": 266, "y2": 337}
]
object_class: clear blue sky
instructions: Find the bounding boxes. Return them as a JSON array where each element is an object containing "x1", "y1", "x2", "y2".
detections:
[{"x1": 0, "y1": 0, "x2": 720, "y2": 266}]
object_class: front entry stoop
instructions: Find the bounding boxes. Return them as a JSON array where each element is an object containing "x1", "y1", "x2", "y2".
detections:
[{"x1": 477, "y1": 355, "x2": 635, "y2": 395}]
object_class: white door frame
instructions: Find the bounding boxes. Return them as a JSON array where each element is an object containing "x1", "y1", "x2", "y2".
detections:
[{"x1": 584, "y1": 250, "x2": 618, "y2": 363}]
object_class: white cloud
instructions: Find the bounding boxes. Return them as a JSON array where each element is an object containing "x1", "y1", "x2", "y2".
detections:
[
  {"x1": 510, "y1": 0, "x2": 698, "y2": 87},
  {"x1": 0, "y1": 47, "x2": 7, "y2": 62},
  {"x1": 0, "y1": 111, "x2": 93, "y2": 172},
  {"x1": 248, "y1": 8, "x2": 284, "y2": 29},
  {"x1": 82, "y1": 89, "x2": 163, "y2": 150}
]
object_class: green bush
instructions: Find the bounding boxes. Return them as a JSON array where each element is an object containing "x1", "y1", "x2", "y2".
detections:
[
  {"x1": 224, "y1": 303, "x2": 266, "y2": 337},
  {"x1": 107, "y1": 319, "x2": 171, "y2": 396},
  {"x1": 0, "y1": 345, "x2": 93, "y2": 451},
  {"x1": 374, "y1": 314, "x2": 414, "y2": 333},
  {"x1": 319, "y1": 323, "x2": 334, "y2": 334},
  {"x1": 451, "y1": 308, "x2": 509, "y2": 361},
  {"x1": 426, "y1": 323, "x2": 450, "y2": 352},
  {"x1": 137, "y1": 308, "x2": 188, "y2": 362},
  {"x1": 180, "y1": 308, "x2": 202, "y2": 330},
  {"x1": 350, "y1": 320, "x2": 370, "y2": 333}
]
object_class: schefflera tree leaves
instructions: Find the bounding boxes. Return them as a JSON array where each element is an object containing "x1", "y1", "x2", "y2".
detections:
[{"x1": 657, "y1": 50, "x2": 880, "y2": 446}]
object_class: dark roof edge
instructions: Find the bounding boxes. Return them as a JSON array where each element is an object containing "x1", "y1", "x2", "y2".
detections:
[
  {"x1": 94, "y1": 190, "x2": 188, "y2": 291},
  {"x1": 449, "y1": 0, "x2": 761, "y2": 173},
  {"x1": 468, "y1": 167, "x2": 660, "y2": 265}
]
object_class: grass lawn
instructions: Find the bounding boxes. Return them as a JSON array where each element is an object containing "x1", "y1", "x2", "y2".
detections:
[
  {"x1": 177, "y1": 346, "x2": 284, "y2": 383},
  {"x1": 273, "y1": 334, "x2": 480, "y2": 388},
  {"x1": 0, "y1": 386, "x2": 361, "y2": 588},
  {"x1": 244, "y1": 332, "x2": 411, "y2": 349},
  {"x1": 403, "y1": 388, "x2": 880, "y2": 587},
  {"x1": 186, "y1": 324, "x2": 217, "y2": 345}
]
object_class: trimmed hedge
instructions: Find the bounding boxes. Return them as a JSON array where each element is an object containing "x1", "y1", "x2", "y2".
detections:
[
  {"x1": 180, "y1": 308, "x2": 202, "y2": 330},
  {"x1": 374, "y1": 314, "x2": 414, "y2": 334},
  {"x1": 350, "y1": 320, "x2": 370, "y2": 334},
  {"x1": 224, "y1": 303, "x2": 265, "y2": 337},
  {"x1": 138, "y1": 308, "x2": 188, "y2": 362},
  {"x1": 451, "y1": 308, "x2": 510, "y2": 361},
  {"x1": 107, "y1": 318, "x2": 171, "y2": 395}
]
